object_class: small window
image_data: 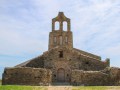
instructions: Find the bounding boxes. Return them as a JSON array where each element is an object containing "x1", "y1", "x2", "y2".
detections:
[
  {"x1": 85, "y1": 61, "x2": 90, "y2": 66},
  {"x1": 85, "y1": 62, "x2": 89, "y2": 64},
  {"x1": 54, "y1": 74, "x2": 56, "y2": 77},
  {"x1": 4, "y1": 71, "x2": 7, "y2": 74},
  {"x1": 59, "y1": 51, "x2": 63, "y2": 58}
]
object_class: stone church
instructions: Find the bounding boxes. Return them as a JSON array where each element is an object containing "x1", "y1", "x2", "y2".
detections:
[{"x1": 2, "y1": 12, "x2": 120, "y2": 86}]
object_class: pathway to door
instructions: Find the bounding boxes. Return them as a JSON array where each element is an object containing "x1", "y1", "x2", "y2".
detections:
[{"x1": 48, "y1": 86, "x2": 72, "y2": 90}]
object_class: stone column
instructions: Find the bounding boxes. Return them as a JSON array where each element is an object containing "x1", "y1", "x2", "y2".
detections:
[
  {"x1": 67, "y1": 20, "x2": 71, "y2": 31},
  {"x1": 60, "y1": 21, "x2": 63, "y2": 31}
]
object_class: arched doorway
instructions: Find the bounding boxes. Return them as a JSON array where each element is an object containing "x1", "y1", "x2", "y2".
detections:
[{"x1": 57, "y1": 68, "x2": 65, "y2": 82}]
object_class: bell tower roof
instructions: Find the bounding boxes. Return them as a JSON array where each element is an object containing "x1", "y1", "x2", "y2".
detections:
[{"x1": 53, "y1": 12, "x2": 70, "y2": 21}]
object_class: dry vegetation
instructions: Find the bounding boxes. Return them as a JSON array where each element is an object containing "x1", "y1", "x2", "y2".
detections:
[{"x1": 73, "y1": 86, "x2": 120, "y2": 90}]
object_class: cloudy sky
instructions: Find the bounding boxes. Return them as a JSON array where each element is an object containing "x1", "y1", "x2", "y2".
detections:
[{"x1": 0, "y1": 0, "x2": 120, "y2": 79}]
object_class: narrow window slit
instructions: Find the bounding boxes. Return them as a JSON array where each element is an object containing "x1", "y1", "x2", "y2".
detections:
[{"x1": 59, "y1": 51, "x2": 63, "y2": 58}]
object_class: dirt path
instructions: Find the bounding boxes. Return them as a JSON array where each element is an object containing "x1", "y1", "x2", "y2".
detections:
[{"x1": 47, "y1": 86, "x2": 72, "y2": 90}]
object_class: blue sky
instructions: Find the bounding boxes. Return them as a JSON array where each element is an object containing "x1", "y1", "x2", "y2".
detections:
[{"x1": 0, "y1": 0, "x2": 120, "y2": 79}]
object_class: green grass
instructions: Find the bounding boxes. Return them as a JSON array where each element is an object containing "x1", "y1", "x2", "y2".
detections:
[
  {"x1": 0, "y1": 85, "x2": 120, "y2": 90},
  {"x1": 0, "y1": 85, "x2": 47, "y2": 90}
]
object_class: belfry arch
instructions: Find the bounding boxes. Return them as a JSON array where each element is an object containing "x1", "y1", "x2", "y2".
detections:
[
  {"x1": 63, "y1": 21, "x2": 67, "y2": 31},
  {"x1": 55, "y1": 21, "x2": 59, "y2": 30},
  {"x1": 52, "y1": 12, "x2": 71, "y2": 31}
]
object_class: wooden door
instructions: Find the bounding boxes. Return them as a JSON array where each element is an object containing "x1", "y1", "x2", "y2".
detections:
[{"x1": 57, "y1": 68, "x2": 65, "y2": 82}]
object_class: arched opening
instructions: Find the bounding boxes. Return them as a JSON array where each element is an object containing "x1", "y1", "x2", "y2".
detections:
[
  {"x1": 63, "y1": 21, "x2": 67, "y2": 31},
  {"x1": 55, "y1": 21, "x2": 59, "y2": 30},
  {"x1": 57, "y1": 68, "x2": 65, "y2": 82}
]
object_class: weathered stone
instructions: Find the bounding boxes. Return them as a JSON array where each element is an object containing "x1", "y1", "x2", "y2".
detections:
[
  {"x1": 2, "y1": 12, "x2": 120, "y2": 86},
  {"x1": 71, "y1": 70, "x2": 110, "y2": 86},
  {"x1": 2, "y1": 67, "x2": 52, "y2": 85}
]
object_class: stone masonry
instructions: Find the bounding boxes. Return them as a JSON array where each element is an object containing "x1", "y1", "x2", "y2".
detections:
[
  {"x1": 2, "y1": 12, "x2": 120, "y2": 86},
  {"x1": 2, "y1": 67, "x2": 51, "y2": 85}
]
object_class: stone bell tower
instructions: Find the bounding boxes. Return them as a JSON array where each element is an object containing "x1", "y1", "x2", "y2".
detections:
[{"x1": 48, "y1": 12, "x2": 73, "y2": 50}]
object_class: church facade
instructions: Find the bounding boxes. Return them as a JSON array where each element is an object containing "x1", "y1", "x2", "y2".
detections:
[{"x1": 2, "y1": 12, "x2": 120, "y2": 86}]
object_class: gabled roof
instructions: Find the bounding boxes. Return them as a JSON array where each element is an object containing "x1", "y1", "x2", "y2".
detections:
[
  {"x1": 73, "y1": 48, "x2": 101, "y2": 60},
  {"x1": 15, "y1": 46, "x2": 102, "y2": 67}
]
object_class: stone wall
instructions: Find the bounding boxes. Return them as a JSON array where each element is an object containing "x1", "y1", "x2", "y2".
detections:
[
  {"x1": 101, "y1": 67, "x2": 120, "y2": 85},
  {"x1": 71, "y1": 67, "x2": 120, "y2": 86},
  {"x1": 109, "y1": 67, "x2": 120, "y2": 85},
  {"x1": 71, "y1": 70, "x2": 110, "y2": 86},
  {"x1": 12, "y1": 46, "x2": 109, "y2": 84},
  {"x1": 26, "y1": 55, "x2": 44, "y2": 68},
  {"x1": 41, "y1": 47, "x2": 108, "y2": 82},
  {"x1": 74, "y1": 48, "x2": 101, "y2": 60},
  {"x1": 43, "y1": 47, "x2": 108, "y2": 71},
  {"x1": 2, "y1": 67, "x2": 52, "y2": 86},
  {"x1": 49, "y1": 31, "x2": 73, "y2": 50},
  {"x1": 22, "y1": 46, "x2": 108, "y2": 82}
]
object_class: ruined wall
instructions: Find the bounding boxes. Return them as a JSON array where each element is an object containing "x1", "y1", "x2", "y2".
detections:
[
  {"x1": 2, "y1": 67, "x2": 52, "y2": 86},
  {"x1": 109, "y1": 67, "x2": 120, "y2": 85},
  {"x1": 71, "y1": 67, "x2": 120, "y2": 86},
  {"x1": 71, "y1": 70, "x2": 110, "y2": 86},
  {"x1": 101, "y1": 67, "x2": 120, "y2": 85}
]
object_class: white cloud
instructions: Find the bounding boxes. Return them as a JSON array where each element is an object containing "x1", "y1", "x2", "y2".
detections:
[{"x1": 103, "y1": 43, "x2": 120, "y2": 56}]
